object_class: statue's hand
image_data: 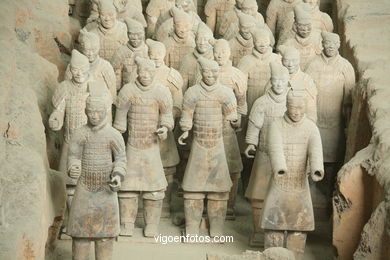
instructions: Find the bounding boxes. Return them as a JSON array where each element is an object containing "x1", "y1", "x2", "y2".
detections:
[
  {"x1": 178, "y1": 131, "x2": 189, "y2": 145},
  {"x1": 109, "y1": 175, "x2": 121, "y2": 192},
  {"x1": 156, "y1": 126, "x2": 168, "y2": 141},
  {"x1": 244, "y1": 144, "x2": 256, "y2": 159},
  {"x1": 230, "y1": 114, "x2": 242, "y2": 129},
  {"x1": 49, "y1": 112, "x2": 62, "y2": 131},
  {"x1": 69, "y1": 164, "x2": 81, "y2": 179},
  {"x1": 311, "y1": 170, "x2": 324, "y2": 182}
]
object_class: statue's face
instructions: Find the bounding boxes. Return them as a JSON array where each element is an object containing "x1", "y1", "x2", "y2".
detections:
[
  {"x1": 241, "y1": 6, "x2": 257, "y2": 17},
  {"x1": 86, "y1": 105, "x2": 106, "y2": 126},
  {"x1": 81, "y1": 42, "x2": 99, "y2": 63},
  {"x1": 100, "y1": 10, "x2": 116, "y2": 29},
  {"x1": 114, "y1": 0, "x2": 128, "y2": 12},
  {"x1": 295, "y1": 22, "x2": 312, "y2": 38},
  {"x1": 137, "y1": 67, "x2": 155, "y2": 86},
  {"x1": 254, "y1": 37, "x2": 270, "y2": 54},
  {"x1": 239, "y1": 24, "x2": 253, "y2": 40},
  {"x1": 201, "y1": 67, "x2": 219, "y2": 86},
  {"x1": 214, "y1": 45, "x2": 231, "y2": 66},
  {"x1": 287, "y1": 98, "x2": 306, "y2": 122},
  {"x1": 177, "y1": 0, "x2": 192, "y2": 12},
  {"x1": 323, "y1": 40, "x2": 340, "y2": 57},
  {"x1": 304, "y1": 0, "x2": 318, "y2": 9},
  {"x1": 149, "y1": 50, "x2": 165, "y2": 67},
  {"x1": 196, "y1": 35, "x2": 213, "y2": 54},
  {"x1": 70, "y1": 64, "x2": 89, "y2": 84},
  {"x1": 128, "y1": 31, "x2": 144, "y2": 48},
  {"x1": 282, "y1": 55, "x2": 300, "y2": 74},
  {"x1": 271, "y1": 76, "x2": 289, "y2": 95},
  {"x1": 175, "y1": 23, "x2": 190, "y2": 39}
]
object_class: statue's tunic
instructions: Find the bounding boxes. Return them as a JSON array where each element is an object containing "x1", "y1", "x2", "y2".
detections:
[
  {"x1": 111, "y1": 43, "x2": 149, "y2": 89},
  {"x1": 245, "y1": 89, "x2": 286, "y2": 200},
  {"x1": 114, "y1": 81, "x2": 174, "y2": 191},
  {"x1": 180, "y1": 82, "x2": 237, "y2": 192},
  {"x1": 86, "y1": 21, "x2": 128, "y2": 63},
  {"x1": 67, "y1": 123, "x2": 126, "y2": 238},
  {"x1": 163, "y1": 33, "x2": 196, "y2": 71},
  {"x1": 154, "y1": 65, "x2": 184, "y2": 168},
  {"x1": 305, "y1": 53, "x2": 355, "y2": 162},
  {"x1": 261, "y1": 115, "x2": 323, "y2": 231},
  {"x1": 204, "y1": 0, "x2": 236, "y2": 37},
  {"x1": 229, "y1": 34, "x2": 254, "y2": 67}
]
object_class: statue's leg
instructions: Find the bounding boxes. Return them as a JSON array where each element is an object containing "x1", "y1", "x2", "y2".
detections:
[
  {"x1": 183, "y1": 192, "x2": 204, "y2": 236},
  {"x1": 207, "y1": 192, "x2": 229, "y2": 237},
  {"x1": 143, "y1": 190, "x2": 165, "y2": 237},
  {"x1": 95, "y1": 238, "x2": 114, "y2": 260},
  {"x1": 249, "y1": 198, "x2": 263, "y2": 246},
  {"x1": 264, "y1": 230, "x2": 285, "y2": 249},
  {"x1": 227, "y1": 172, "x2": 240, "y2": 219},
  {"x1": 286, "y1": 231, "x2": 307, "y2": 260},
  {"x1": 162, "y1": 166, "x2": 176, "y2": 217},
  {"x1": 118, "y1": 191, "x2": 138, "y2": 236},
  {"x1": 72, "y1": 238, "x2": 91, "y2": 260}
]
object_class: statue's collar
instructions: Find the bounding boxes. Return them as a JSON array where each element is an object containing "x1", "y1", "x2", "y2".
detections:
[{"x1": 283, "y1": 113, "x2": 305, "y2": 126}]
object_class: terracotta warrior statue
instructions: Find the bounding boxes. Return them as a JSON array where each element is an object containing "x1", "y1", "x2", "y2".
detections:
[
  {"x1": 114, "y1": 57, "x2": 174, "y2": 237},
  {"x1": 178, "y1": 57, "x2": 238, "y2": 237},
  {"x1": 65, "y1": 29, "x2": 116, "y2": 106},
  {"x1": 266, "y1": 0, "x2": 302, "y2": 42},
  {"x1": 204, "y1": 0, "x2": 236, "y2": 38},
  {"x1": 111, "y1": 18, "x2": 148, "y2": 90},
  {"x1": 278, "y1": 45, "x2": 317, "y2": 122},
  {"x1": 237, "y1": 28, "x2": 281, "y2": 116},
  {"x1": 88, "y1": 0, "x2": 146, "y2": 27},
  {"x1": 261, "y1": 88, "x2": 324, "y2": 260},
  {"x1": 217, "y1": 0, "x2": 245, "y2": 39},
  {"x1": 85, "y1": 0, "x2": 128, "y2": 64},
  {"x1": 280, "y1": 0, "x2": 333, "y2": 39},
  {"x1": 179, "y1": 22, "x2": 214, "y2": 92},
  {"x1": 49, "y1": 50, "x2": 111, "y2": 210},
  {"x1": 305, "y1": 31, "x2": 355, "y2": 201},
  {"x1": 228, "y1": 12, "x2": 256, "y2": 67},
  {"x1": 155, "y1": 0, "x2": 201, "y2": 42},
  {"x1": 67, "y1": 96, "x2": 126, "y2": 260},
  {"x1": 277, "y1": 3, "x2": 322, "y2": 70},
  {"x1": 244, "y1": 62, "x2": 289, "y2": 246},
  {"x1": 146, "y1": 39, "x2": 184, "y2": 217},
  {"x1": 212, "y1": 39, "x2": 247, "y2": 219},
  {"x1": 146, "y1": 0, "x2": 176, "y2": 38},
  {"x1": 163, "y1": 7, "x2": 196, "y2": 70}
]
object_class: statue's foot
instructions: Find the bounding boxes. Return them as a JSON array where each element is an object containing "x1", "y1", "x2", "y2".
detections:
[
  {"x1": 185, "y1": 225, "x2": 199, "y2": 236},
  {"x1": 144, "y1": 223, "x2": 159, "y2": 237},
  {"x1": 119, "y1": 223, "x2": 134, "y2": 237},
  {"x1": 248, "y1": 231, "x2": 263, "y2": 247}
]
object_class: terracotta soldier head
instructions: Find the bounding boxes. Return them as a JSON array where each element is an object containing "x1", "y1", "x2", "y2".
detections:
[
  {"x1": 78, "y1": 29, "x2": 100, "y2": 63},
  {"x1": 286, "y1": 87, "x2": 307, "y2": 122},
  {"x1": 278, "y1": 45, "x2": 301, "y2": 74},
  {"x1": 237, "y1": 12, "x2": 256, "y2": 40},
  {"x1": 198, "y1": 57, "x2": 220, "y2": 86},
  {"x1": 146, "y1": 39, "x2": 166, "y2": 68},
  {"x1": 241, "y1": 0, "x2": 258, "y2": 17},
  {"x1": 270, "y1": 61, "x2": 290, "y2": 95},
  {"x1": 98, "y1": 0, "x2": 118, "y2": 29},
  {"x1": 294, "y1": 3, "x2": 313, "y2": 38},
  {"x1": 125, "y1": 18, "x2": 145, "y2": 48},
  {"x1": 135, "y1": 56, "x2": 156, "y2": 86},
  {"x1": 86, "y1": 96, "x2": 107, "y2": 126},
  {"x1": 213, "y1": 39, "x2": 231, "y2": 66},
  {"x1": 321, "y1": 31, "x2": 340, "y2": 58},
  {"x1": 172, "y1": 7, "x2": 191, "y2": 39},
  {"x1": 70, "y1": 49, "x2": 90, "y2": 84},
  {"x1": 196, "y1": 23, "x2": 214, "y2": 54},
  {"x1": 252, "y1": 28, "x2": 271, "y2": 54}
]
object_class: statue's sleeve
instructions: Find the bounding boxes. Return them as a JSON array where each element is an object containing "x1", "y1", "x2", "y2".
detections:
[
  {"x1": 111, "y1": 49, "x2": 124, "y2": 91},
  {"x1": 204, "y1": 0, "x2": 217, "y2": 33},
  {"x1": 246, "y1": 99, "x2": 265, "y2": 146},
  {"x1": 308, "y1": 123, "x2": 324, "y2": 175},
  {"x1": 306, "y1": 76, "x2": 318, "y2": 123},
  {"x1": 113, "y1": 84, "x2": 131, "y2": 133},
  {"x1": 167, "y1": 68, "x2": 184, "y2": 116},
  {"x1": 51, "y1": 83, "x2": 67, "y2": 126},
  {"x1": 266, "y1": 0, "x2": 278, "y2": 35},
  {"x1": 237, "y1": 57, "x2": 250, "y2": 79},
  {"x1": 178, "y1": 56, "x2": 190, "y2": 93},
  {"x1": 158, "y1": 86, "x2": 174, "y2": 130},
  {"x1": 222, "y1": 87, "x2": 238, "y2": 122},
  {"x1": 132, "y1": 10, "x2": 147, "y2": 27},
  {"x1": 322, "y1": 13, "x2": 334, "y2": 32},
  {"x1": 67, "y1": 127, "x2": 87, "y2": 173},
  {"x1": 342, "y1": 60, "x2": 356, "y2": 108},
  {"x1": 268, "y1": 120, "x2": 287, "y2": 175},
  {"x1": 179, "y1": 87, "x2": 197, "y2": 131},
  {"x1": 233, "y1": 68, "x2": 248, "y2": 115},
  {"x1": 110, "y1": 128, "x2": 127, "y2": 181},
  {"x1": 101, "y1": 61, "x2": 117, "y2": 103}
]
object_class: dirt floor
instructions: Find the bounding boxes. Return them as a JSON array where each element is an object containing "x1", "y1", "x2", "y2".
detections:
[{"x1": 53, "y1": 184, "x2": 334, "y2": 260}]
